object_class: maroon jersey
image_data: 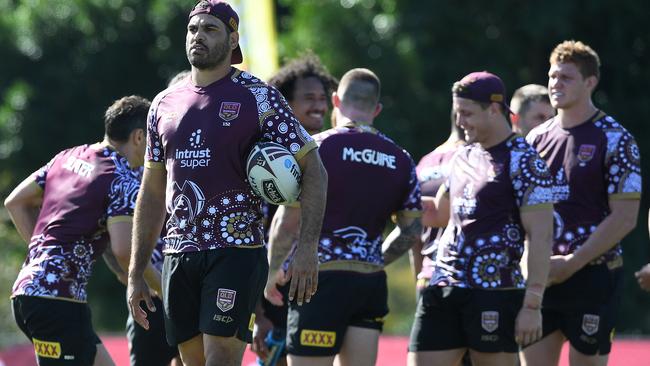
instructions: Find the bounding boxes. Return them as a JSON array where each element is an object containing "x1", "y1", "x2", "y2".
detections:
[
  {"x1": 433, "y1": 135, "x2": 554, "y2": 289},
  {"x1": 312, "y1": 124, "x2": 421, "y2": 266},
  {"x1": 146, "y1": 68, "x2": 317, "y2": 253},
  {"x1": 527, "y1": 112, "x2": 641, "y2": 264},
  {"x1": 416, "y1": 141, "x2": 464, "y2": 281},
  {"x1": 12, "y1": 144, "x2": 140, "y2": 302}
]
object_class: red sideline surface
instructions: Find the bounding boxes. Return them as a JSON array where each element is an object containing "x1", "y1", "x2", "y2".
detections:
[{"x1": 1, "y1": 335, "x2": 649, "y2": 365}]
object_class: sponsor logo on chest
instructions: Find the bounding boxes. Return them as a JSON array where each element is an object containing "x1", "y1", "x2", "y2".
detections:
[
  {"x1": 175, "y1": 129, "x2": 212, "y2": 169},
  {"x1": 219, "y1": 102, "x2": 241, "y2": 126}
]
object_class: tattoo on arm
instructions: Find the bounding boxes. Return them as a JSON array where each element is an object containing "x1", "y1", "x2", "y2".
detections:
[{"x1": 382, "y1": 217, "x2": 423, "y2": 265}]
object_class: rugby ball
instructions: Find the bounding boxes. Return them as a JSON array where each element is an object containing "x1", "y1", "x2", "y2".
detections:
[{"x1": 246, "y1": 142, "x2": 301, "y2": 205}]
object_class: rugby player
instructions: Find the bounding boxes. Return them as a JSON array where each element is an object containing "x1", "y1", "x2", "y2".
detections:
[
  {"x1": 510, "y1": 84, "x2": 555, "y2": 137},
  {"x1": 521, "y1": 40, "x2": 641, "y2": 366},
  {"x1": 265, "y1": 68, "x2": 422, "y2": 366},
  {"x1": 411, "y1": 110, "x2": 465, "y2": 293},
  {"x1": 251, "y1": 52, "x2": 338, "y2": 366},
  {"x1": 6, "y1": 95, "x2": 157, "y2": 366},
  {"x1": 126, "y1": 1, "x2": 327, "y2": 366},
  {"x1": 408, "y1": 71, "x2": 554, "y2": 366}
]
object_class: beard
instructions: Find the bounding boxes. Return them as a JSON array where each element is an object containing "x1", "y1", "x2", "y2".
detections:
[{"x1": 187, "y1": 36, "x2": 230, "y2": 70}]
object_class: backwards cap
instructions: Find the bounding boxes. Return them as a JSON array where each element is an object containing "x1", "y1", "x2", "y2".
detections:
[{"x1": 189, "y1": 0, "x2": 243, "y2": 64}]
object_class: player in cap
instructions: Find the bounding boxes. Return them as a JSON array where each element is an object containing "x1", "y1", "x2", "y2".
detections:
[
  {"x1": 251, "y1": 52, "x2": 338, "y2": 366},
  {"x1": 510, "y1": 84, "x2": 555, "y2": 137},
  {"x1": 408, "y1": 71, "x2": 554, "y2": 366},
  {"x1": 265, "y1": 68, "x2": 422, "y2": 366},
  {"x1": 126, "y1": 1, "x2": 328, "y2": 365},
  {"x1": 6, "y1": 95, "x2": 156, "y2": 366},
  {"x1": 521, "y1": 40, "x2": 641, "y2": 366}
]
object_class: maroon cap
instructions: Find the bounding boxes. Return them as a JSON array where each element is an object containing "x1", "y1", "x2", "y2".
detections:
[
  {"x1": 189, "y1": 0, "x2": 243, "y2": 64},
  {"x1": 453, "y1": 71, "x2": 511, "y2": 112}
]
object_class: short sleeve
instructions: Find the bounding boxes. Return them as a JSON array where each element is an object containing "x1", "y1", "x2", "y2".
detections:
[
  {"x1": 106, "y1": 163, "x2": 140, "y2": 225},
  {"x1": 256, "y1": 86, "x2": 317, "y2": 161},
  {"x1": 397, "y1": 156, "x2": 423, "y2": 217},
  {"x1": 31, "y1": 154, "x2": 59, "y2": 190},
  {"x1": 145, "y1": 96, "x2": 165, "y2": 169},
  {"x1": 510, "y1": 147, "x2": 554, "y2": 212},
  {"x1": 605, "y1": 131, "x2": 642, "y2": 200}
]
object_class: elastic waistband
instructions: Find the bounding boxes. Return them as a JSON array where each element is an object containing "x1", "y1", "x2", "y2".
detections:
[{"x1": 319, "y1": 260, "x2": 383, "y2": 273}]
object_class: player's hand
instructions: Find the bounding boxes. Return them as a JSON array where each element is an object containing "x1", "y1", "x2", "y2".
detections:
[
  {"x1": 127, "y1": 275, "x2": 155, "y2": 330},
  {"x1": 515, "y1": 307, "x2": 542, "y2": 346},
  {"x1": 251, "y1": 313, "x2": 273, "y2": 360},
  {"x1": 548, "y1": 254, "x2": 579, "y2": 285},
  {"x1": 286, "y1": 244, "x2": 319, "y2": 306},
  {"x1": 635, "y1": 263, "x2": 650, "y2": 291},
  {"x1": 264, "y1": 269, "x2": 287, "y2": 306}
]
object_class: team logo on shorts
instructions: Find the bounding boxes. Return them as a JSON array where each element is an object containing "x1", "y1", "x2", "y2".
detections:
[
  {"x1": 33, "y1": 338, "x2": 61, "y2": 359},
  {"x1": 219, "y1": 102, "x2": 241, "y2": 122},
  {"x1": 216, "y1": 288, "x2": 237, "y2": 312},
  {"x1": 481, "y1": 311, "x2": 499, "y2": 333},
  {"x1": 300, "y1": 329, "x2": 336, "y2": 348},
  {"x1": 577, "y1": 144, "x2": 596, "y2": 165},
  {"x1": 582, "y1": 314, "x2": 600, "y2": 336}
]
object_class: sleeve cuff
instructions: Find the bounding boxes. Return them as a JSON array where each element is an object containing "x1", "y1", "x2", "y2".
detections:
[
  {"x1": 396, "y1": 209, "x2": 423, "y2": 218},
  {"x1": 609, "y1": 192, "x2": 641, "y2": 200},
  {"x1": 144, "y1": 161, "x2": 165, "y2": 170},
  {"x1": 107, "y1": 215, "x2": 133, "y2": 226},
  {"x1": 293, "y1": 141, "x2": 318, "y2": 162},
  {"x1": 520, "y1": 203, "x2": 553, "y2": 212}
]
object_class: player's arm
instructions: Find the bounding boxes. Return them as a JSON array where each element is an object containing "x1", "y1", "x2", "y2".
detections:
[
  {"x1": 422, "y1": 186, "x2": 450, "y2": 228},
  {"x1": 382, "y1": 212, "x2": 423, "y2": 266},
  {"x1": 409, "y1": 238, "x2": 423, "y2": 280},
  {"x1": 515, "y1": 206, "x2": 553, "y2": 345},
  {"x1": 265, "y1": 204, "x2": 299, "y2": 305},
  {"x1": 287, "y1": 149, "x2": 327, "y2": 305},
  {"x1": 635, "y1": 207, "x2": 650, "y2": 291},
  {"x1": 3, "y1": 176, "x2": 43, "y2": 243},
  {"x1": 108, "y1": 219, "x2": 162, "y2": 294},
  {"x1": 103, "y1": 243, "x2": 128, "y2": 285},
  {"x1": 551, "y1": 198, "x2": 640, "y2": 284},
  {"x1": 127, "y1": 167, "x2": 167, "y2": 329}
]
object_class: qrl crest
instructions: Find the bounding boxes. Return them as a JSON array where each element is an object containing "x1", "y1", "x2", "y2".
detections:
[
  {"x1": 582, "y1": 314, "x2": 600, "y2": 336},
  {"x1": 577, "y1": 144, "x2": 596, "y2": 163},
  {"x1": 216, "y1": 288, "x2": 237, "y2": 312},
  {"x1": 219, "y1": 102, "x2": 241, "y2": 122},
  {"x1": 481, "y1": 311, "x2": 499, "y2": 333}
]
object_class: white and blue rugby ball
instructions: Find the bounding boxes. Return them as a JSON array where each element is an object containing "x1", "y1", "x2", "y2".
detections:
[{"x1": 246, "y1": 142, "x2": 301, "y2": 205}]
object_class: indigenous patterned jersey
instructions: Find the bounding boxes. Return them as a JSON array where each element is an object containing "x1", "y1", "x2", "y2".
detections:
[
  {"x1": 432, "y1": 135, "x2": 553, "y2": 289},
  {"x1": 527, "y1": 112, "x2": 641, "y2": 265},
  {"x1": 416, "y1": 141, "x2": 464, "y2": 281},
  {"x1": 313, "y1": 123, "x2": 421, "y2": 266},
  {"x1": 146, "y1": 68, "x2": 317, "y2": 253},
  {"x1": 12, "y1": 144, "x2": 140, "y2": 302}
]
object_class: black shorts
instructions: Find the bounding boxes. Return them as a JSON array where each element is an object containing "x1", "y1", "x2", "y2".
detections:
[
  {"x1": 12, "y1": 295, "x2": 102, "y2": 366},
  {"x1": 541, "y1": 264, "x2": 623, "y2": 355},
  {"x1": 408, "y1": 286, "x2": 524, "y2": 353},
  {"x1": 162, "y1": 247, "x2": 268, "y2": 345},
  {"x1": 126, "y1": 296, "x2": 178, "y2": 366},
  {"x1": 286, "y1": 270, "x2": 388, "y2": 357}
]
